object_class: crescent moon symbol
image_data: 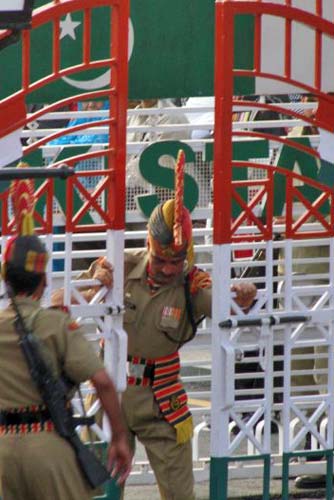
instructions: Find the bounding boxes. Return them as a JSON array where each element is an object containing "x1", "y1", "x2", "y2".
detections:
[{"x1": 62, "y1": 19, "x2": 134, "y2": 91}]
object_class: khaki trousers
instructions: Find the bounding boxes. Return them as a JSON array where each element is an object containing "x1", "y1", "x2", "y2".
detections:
[
  {"x1": 0, "y1": 431, "x2": 92, "y2": 500},
  {"x1": 122, "y1": 385, "x2": 195, "y2": 500}
]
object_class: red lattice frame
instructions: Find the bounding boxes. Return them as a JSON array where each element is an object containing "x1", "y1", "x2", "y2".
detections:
[
  {"x1": 230, "y1": 163, "x2": 334, "y2": 241},
  {"x1": 65, "y1": 166, "x2": 115, "y2": 233},
  {"x1": 214, "y1": 0, "x2": 334, "y2": 244},
  {"x1": 0, "y1": 0, "x2": 129, "y2": 235},
  {"x1": 0, "y1": 176, "x2": 55, "y2": 236}
]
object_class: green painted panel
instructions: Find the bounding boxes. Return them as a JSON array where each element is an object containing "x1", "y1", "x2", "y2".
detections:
[
  {"x1": 136, "y1": 141, "x2": 198, "y2": 217},
  {"x1": 0, "y1": 1, "x2": 255, "y2": 101},
  {"x1": 210, "y1": 457, "x2": 229, "y2": 500}
]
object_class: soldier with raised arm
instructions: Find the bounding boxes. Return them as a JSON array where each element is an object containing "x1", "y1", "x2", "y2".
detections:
[{"x1": 53, "y1": 151, "x2": 257, "y2": 499}]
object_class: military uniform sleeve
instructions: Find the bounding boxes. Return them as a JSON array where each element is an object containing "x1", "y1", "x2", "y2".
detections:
[
  {"x1": 192, "y1": 287, "x2": 212, "y2": 318},
  {"x1": 187, "y1": 266, "x2": 212, "y2": 319},
  {"x1": 75, "y1": 261, "x2": 95, "y2": 281},
  {"x1": 61, "y1": 315, "x2": 104, "y2": 383},
  {"x1": 75, "y1": 270, "x2": 93, "y2": 280}
]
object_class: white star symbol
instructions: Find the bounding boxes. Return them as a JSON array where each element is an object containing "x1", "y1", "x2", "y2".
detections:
[{"x1": 60, "y1": 13, "x2": 81, "y2": 41}]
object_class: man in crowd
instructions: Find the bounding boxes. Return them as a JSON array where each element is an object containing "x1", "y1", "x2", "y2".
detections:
[
  {"x1": 0, "y1": 177, "x2": 132, "y2": 500},
  {"x1": 53, "y1": 191, "x2": 257, "y2": 499}
]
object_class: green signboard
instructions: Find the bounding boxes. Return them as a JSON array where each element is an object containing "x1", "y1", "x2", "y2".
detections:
[
  {"x1": 0, "y1": 0, "x2": 254, "y2": 102},
  {"x1": 20, "y1": 138, "x2": 334, "y2": 221}
]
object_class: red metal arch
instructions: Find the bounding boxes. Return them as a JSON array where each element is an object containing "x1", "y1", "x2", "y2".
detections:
[
  {"x1": 0, "y1": 0, "x2": 127, "y2": 137},
  {"x1": 0, "y1": 0, "x2": 129, "y2": 233},
  {"x1": 214, "y1": 0, "x2": 334, "y2": 244},
  {"x1": 229, "y1": 2, "x2": 334, "y2": 94}
]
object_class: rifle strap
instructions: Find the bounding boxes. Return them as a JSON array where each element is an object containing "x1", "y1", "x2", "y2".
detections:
[
  {"x1": 183, "y1": 274, "x2": 205, "y2": 343},
  {"x1": 15, "y1": 305, "x2": 41, "y2": 334}
]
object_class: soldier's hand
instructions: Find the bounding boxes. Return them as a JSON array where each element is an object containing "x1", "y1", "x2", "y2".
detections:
[
  {"x1": 50, "y1": 288, "x2": 65, "y2": 307},
  {"x1": 90, "y1": 257, "x2": 114, "y2": 289},
  {"x1": 107, "y1": 433, "x2": 133, "y2": 485},
  {"x1": 231, "y1": 282, "x2": 257, "y2": 311}
]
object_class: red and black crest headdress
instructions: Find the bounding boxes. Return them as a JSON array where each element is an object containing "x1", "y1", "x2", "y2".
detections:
[
  {"x1": 147, "y1": 150, "x2": 194, "y2": 268},
  {"x1": 2, "y1": 163, "x2": 48, "y2": 277}
]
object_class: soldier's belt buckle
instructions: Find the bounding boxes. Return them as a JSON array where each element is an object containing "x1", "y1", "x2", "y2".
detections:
[{"x1": 127, "y1": 362, "x2": 146, "y2": 378}]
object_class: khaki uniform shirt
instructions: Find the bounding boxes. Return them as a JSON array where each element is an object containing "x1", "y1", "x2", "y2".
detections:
[
  {"x1": 0, "y1": 296, "x2": 104, "y2": 409},
  {"x1": 80, "y1": 250, "x2": 210, "y2": 498},
  {"x1": 123, "y1": 250, "x2": 211, "y2": 359}
]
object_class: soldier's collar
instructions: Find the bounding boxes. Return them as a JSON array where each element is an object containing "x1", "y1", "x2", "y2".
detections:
[{"x1": 11, "y1": 295, "x2": 41, "y2": 306}]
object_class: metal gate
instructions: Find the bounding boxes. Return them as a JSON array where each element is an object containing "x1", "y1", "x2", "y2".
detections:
[
  {"x1": 211, "y1": 1, "x2": 334, "y2": 498},
  {"x1": 0, "y1": 1, "x2": 129, "y2": 498}
]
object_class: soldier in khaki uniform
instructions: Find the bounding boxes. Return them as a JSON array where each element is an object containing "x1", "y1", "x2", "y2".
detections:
[
  {"x1": 0, "y1": 177, "x2": 132, "y2": 500},
  {"x1": 66, "y1": 194, "x2": 257, "y2": 500}
]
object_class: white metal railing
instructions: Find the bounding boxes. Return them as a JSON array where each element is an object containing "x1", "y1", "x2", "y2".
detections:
[
  {"x1": 3, "y1": 224, "x2": 332, "y2": 482},
  {"x1": 8, "y1": 102, "x2": 327, "y2": 484}
]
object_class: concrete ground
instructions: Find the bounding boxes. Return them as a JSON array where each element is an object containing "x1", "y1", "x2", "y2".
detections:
[{"x1": 124, "y1": 479, "x2": 328, "y2": 499}]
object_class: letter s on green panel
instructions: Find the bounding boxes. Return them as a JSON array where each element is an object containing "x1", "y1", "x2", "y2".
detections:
[{"x1": 136, "y1": 141, "x2": 199, "y2": 218}]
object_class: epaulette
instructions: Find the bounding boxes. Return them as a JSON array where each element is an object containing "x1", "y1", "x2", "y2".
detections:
[{"x1": 48, "y1": 305, "x2": 70, "y2": 314}]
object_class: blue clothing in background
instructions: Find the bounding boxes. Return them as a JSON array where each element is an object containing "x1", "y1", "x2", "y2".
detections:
[{"x1": 49, "y1": 101, "x2": 109, "y2": 145}]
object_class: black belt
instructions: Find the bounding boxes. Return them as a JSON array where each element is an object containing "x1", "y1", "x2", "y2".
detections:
[
  {"x1": 0, "y1": 408, "x2": 51, "y2": 426},
  {"x1": 0, "y1": 409, "x2": 95, "y2": 427}
]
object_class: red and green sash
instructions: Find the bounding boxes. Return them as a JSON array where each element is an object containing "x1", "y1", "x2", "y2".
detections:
[{"x1": 152, "y1": 352, "x2": 193, "y2": 444}]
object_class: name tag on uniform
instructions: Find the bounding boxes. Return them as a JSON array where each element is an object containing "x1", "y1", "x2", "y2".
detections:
[{"x1": 160, "y1": 306, "x2": 182, "y2": 328}]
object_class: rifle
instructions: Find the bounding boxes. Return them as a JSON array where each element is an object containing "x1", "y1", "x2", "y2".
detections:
[{"x1": 9, "y1": 290, "x2": 110, "y2": 489}]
